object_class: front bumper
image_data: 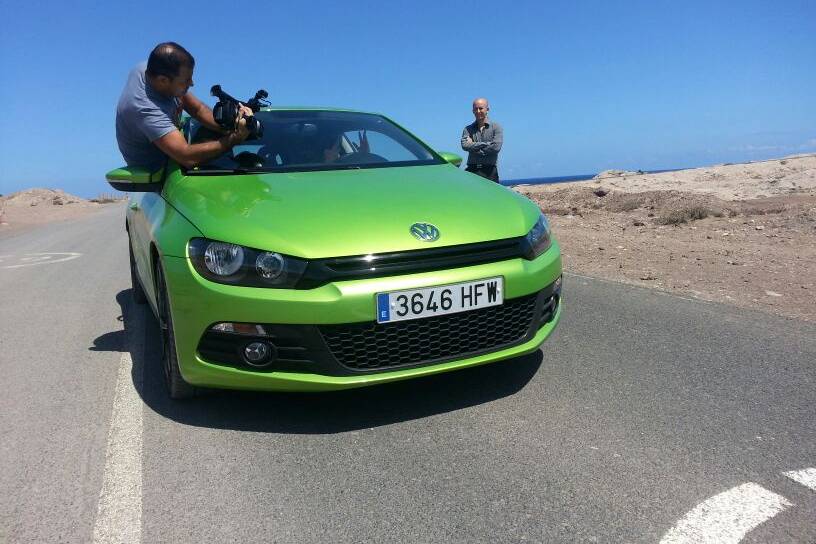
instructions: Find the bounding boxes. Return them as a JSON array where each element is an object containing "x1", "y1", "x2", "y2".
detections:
[{"x1": 162, "y1": 241, "x2": 562, "y2": 392}]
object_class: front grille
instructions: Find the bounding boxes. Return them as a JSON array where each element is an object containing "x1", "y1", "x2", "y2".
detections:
[
  {"x1": 319, "y1": 291, "x2": 540, "y2": 371},
  {"x1": 296, "y1": 237, "x2": 531, "y2": 288}
]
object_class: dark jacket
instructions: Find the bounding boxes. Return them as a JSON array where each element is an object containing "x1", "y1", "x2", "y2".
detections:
[{"x1": 460, "y1": 120, "x2": 503, "y2": 166}]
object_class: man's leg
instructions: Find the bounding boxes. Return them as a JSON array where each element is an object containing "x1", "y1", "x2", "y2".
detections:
[
  {"x1": 466, "y1": 164, "x2": 490, "y2": 180},
  {"x1": 487, "y1": 165, "x2": 499, "y2": 183},
  {"x1": 466, "y1": 164, "x2": 499, "y2": 182}
]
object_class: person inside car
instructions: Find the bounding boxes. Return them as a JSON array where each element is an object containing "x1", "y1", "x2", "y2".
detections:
[{"x1": 322, "y1": 130, "x2": 370, "y2": 163}]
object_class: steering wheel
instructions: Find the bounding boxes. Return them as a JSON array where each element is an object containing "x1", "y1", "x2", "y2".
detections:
[{"x1": 334, "y1": 151, "x2": 387, "y2": 165}]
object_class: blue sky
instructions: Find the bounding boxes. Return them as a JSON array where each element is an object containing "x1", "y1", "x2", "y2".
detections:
[{"x1": 1, "y1": 0, "x2": 814, "y2": 197}]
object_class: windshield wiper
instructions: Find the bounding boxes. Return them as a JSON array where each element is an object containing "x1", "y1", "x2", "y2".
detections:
[{"x1": 187, "y1": 167, "x2": 263, "y2": 175}]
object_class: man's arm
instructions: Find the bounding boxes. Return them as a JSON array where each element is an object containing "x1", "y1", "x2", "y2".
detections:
[
  {"x1": 154, "y1": 121, "x2": 249, "y2": 169},
  {"x1": 181, "y1": 92, "x2": 222, "y2": 132},
  {"x1": 461, "y1": 127, "x2": 477, "y2": 152},
  {"x1": 482, "y1": 123, "x2": 503, "y2": 154}
]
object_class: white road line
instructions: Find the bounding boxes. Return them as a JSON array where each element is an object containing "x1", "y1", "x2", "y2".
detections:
[
  {"x1": 659, "y1": 483, "x2": 792, "y2": 544},
  {"x1": 784, "y1": 468, "x2": 816, "y2": 492},
  {"x1": 92, "y1": 309, "x2": 144, "y2": 544},
  {"x1": 2, "y1": 252, "x2": 82, "y2": 269}
]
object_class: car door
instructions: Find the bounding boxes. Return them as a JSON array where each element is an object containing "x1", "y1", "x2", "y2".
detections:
[{"x1": 129, "y1": 188, "x2": 168, "y2": 305}]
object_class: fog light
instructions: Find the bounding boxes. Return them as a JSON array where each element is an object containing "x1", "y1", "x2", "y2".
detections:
[
  {"x1": 211, "y1": 322, "x2": 268, "y2": 336},
  {"x1": 243, "y1": 341, "x2": 276, "y2": 367},
  {"x1": 553, "y1": 275, "x2": 562, "y2": 295}
]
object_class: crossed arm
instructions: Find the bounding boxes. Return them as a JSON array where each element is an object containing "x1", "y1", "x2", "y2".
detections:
[
  {"x1": 460, "y1": 124, "x2": 503, "y2": 155},
  {"x1": 153, "y1": 92, "x2": 251, "y2": 169}
]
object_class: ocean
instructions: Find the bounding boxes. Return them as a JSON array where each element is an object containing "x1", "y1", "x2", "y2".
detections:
[
  {"x1": 500, "y1": 174, "x2": 596, "y2": 187},
  {"x1": 501, "y1": 169, "x2": 680, "y2": 187}
]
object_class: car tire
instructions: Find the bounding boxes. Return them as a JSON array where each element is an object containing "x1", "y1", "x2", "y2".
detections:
[
  {"x1": 129, "y1": 237, "x2": 148, "y2": 305},
  {"x1": 155, "y1": 260, "x2": 196, "y2": 400}
]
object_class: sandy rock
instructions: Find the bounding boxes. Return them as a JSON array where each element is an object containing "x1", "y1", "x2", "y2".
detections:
[
  {"x1": 0, "y1": 188, "x2": 106, "y2": 233},
  {"x1": 3, "y1": 188, "x2": 88, "y2": 208},
  {"x1": 513, "y1": 155, "x2": 816, "y2": 322},
  {"x1": 593, "y1": 169, "x2": 640, "y2": 180},
  {"x1": 525, "y1": 154, "x2": 816, "y2": 202}
]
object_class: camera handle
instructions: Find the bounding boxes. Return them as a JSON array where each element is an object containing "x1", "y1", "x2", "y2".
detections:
[{"x1": 210, "y1": 84, "x2": 266, "y2": 139}]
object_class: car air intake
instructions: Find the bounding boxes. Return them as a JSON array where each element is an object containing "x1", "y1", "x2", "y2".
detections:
[{"x1": 318, "y1": 291, "x2": 541, "y2": 370}]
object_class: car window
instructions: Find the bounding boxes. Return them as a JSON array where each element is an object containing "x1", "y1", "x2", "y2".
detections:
[
  {"x1": 341, "y1": 130, "x2": 416, "y2": 162},
  {"x1": 188, "y1": 111, "x2": 443, "y2": 173}
]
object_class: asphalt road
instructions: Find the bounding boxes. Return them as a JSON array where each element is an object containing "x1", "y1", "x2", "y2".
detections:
[{"x1": 1, "y1": 203, "x2": 814, "y2": 543}]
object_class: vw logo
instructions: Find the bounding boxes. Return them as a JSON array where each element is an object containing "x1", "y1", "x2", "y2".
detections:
[{"x1": 410, "y1": 222, "x2": 440, "y2": 242}]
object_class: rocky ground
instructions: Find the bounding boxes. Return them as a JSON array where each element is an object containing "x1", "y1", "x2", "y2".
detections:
[
  {"x1": 0, "y1": 188, "x2": 119, "y2": 235},
  {"x1": 515, "y1": 154, "x2": 816, "y2": 322}
]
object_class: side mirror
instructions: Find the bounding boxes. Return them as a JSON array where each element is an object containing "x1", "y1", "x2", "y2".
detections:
[
  {"x1": 438, "y1": 151, "x2": 463, "y2": 167},
  {"x1": 105, "y1": 166, "x2": 164, "y2": 192}
]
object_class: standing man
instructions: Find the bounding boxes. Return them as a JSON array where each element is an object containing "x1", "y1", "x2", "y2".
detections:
[
  {"x1": 460, "y1": 98, "x2": 503, "y2": 182},
  {"x1": 116, "y1": 42, "x2": 252, "y2": 171}
]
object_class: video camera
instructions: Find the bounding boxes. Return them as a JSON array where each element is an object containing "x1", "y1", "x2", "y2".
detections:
[{"x1": 210, "y1": 85, "x2": 269, "y2": 140}]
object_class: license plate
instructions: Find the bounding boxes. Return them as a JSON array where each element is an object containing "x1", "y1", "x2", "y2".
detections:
[{"x1": 376, "y1": 277, "x2": 504, "y2": 324}]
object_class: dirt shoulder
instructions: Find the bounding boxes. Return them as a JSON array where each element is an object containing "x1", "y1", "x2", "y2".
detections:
[
  {"x1": 515, "y1": 154, "x2": 816, "y2": 322},
  {"x1": 0, "y1": 188, "x2": 120, "y2": 236}
]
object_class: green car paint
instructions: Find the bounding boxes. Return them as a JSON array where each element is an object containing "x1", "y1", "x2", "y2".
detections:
[
  {"x1": 164, "y1": 164, "x2": 540, "y2": 258},
  {"x1": 112, "y1": 108, "x2": 562, "y2": 395}
]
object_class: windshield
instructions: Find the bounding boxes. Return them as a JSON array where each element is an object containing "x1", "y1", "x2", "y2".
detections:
[{"x1": 187, "y1": 110, "x2": 443, "y2": 173}]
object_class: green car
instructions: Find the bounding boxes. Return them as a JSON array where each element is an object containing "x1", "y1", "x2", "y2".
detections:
[{"x1": 108, "y1": 109, "x2": 562, "y2": 399}]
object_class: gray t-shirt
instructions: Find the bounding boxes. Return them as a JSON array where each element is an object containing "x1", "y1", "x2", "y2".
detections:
[{"x1": 115, "y1": 62, "x2": 182, "y2": 170}]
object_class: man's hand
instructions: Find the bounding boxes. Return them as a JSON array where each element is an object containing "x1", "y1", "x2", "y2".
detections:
[
  {"x1": 228, "y1": 104, "x2": 253, "y2": 144},
  {"x1": 357, "y1": 130, "x2": 370, "y2": 153},
  {"x1": 238, "y1": 103, "x2": 254, "y2": 119}
]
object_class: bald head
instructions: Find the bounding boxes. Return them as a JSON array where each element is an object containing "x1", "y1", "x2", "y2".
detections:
[
  {"x1": 472, "y1": 98, "x2": 490, "y2": 125},
  {"x1": 145, "y1": 42, "x2": 196, "y2": 98},
  {"x1": 146, "y1": 42, "x2": 195, "y2": 80}
]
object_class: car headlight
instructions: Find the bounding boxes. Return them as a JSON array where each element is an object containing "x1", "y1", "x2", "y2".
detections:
[
  {"x1": 523, "y1": 213, "x2": 552, "y2": 259},
  {"x1": 188, "y1": 238, "x2": 307, "y2": 288},
  {"x1": 204, "y1": 242, "x2": 244, "y2": 276}
]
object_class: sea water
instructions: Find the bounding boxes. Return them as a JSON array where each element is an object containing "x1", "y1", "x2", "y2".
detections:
[
  {"x1": 500, "y1": 174, "x2": 595, "y2": 187},
  {"x1": 501, "y1": 169, "x2": 680, "y2": 187}
]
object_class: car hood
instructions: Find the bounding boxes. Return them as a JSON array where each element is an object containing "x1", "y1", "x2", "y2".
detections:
[{"x1": 166, "y1": 164, "x2": 539, "y2": 259}]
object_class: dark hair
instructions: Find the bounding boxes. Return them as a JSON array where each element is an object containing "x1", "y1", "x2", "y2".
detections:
[{"x1": 145, "y1": 42, "x2": 195, "y2": 79}]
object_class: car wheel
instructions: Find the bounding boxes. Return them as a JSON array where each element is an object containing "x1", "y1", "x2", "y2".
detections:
[
  {"x1": 155, "y1": 260, "x2": 196, "y2": 400},
  {"x1": 129, "y1": 236, "x2": 147, "y2": 305}
]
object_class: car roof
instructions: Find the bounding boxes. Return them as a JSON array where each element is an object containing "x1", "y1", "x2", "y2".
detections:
[
  {"x1": 180, "y1": 107, "x2": 389, "y2": 126},
  {"x1": 257, "y1": 107, "x2": 383, "y2": 115}
]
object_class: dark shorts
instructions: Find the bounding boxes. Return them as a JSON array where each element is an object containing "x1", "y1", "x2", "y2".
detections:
[{"x1": 466, "y1": 163, "x2": 499, "y2": 183}]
